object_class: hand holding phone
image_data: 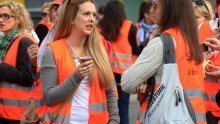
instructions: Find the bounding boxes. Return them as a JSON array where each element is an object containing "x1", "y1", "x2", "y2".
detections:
[
  {"x1": 204, "y1": 38, "x2": 220, "y2": 51},
  {"x1": 200, "y1": 43, "x2": 211, "y2": 52}
]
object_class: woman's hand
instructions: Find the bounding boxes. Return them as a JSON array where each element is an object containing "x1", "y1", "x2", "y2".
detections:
[
  {"x1": 27, "y1": 44, "x2": 39, "y2": 67},
  {"x1": 136, "y1": 82, "x2": 148, "y2": 93},
  {"x1": 205, "y1": 64, "x2": 220, "y2": 78},
  {"x1": 203, "y1": 51, "x2": 216, "y2": 60},
  {"x1": 204, "y1": 38, "x2": 220, "y2": 51},
  {"x1": 76, "y1": 59, "x2": 94, "y2": 78}
]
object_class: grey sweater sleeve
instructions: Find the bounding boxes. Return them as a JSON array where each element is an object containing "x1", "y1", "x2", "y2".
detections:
[
  {"x1": 106, "y1": 85, "x2": 120, "y2": 124},
  {"x1": 40, "y1": 46, "x2": 83, "y2": 106},
  {"x1": 121, "y1": 37, "x2": 163, "y2": 94}
]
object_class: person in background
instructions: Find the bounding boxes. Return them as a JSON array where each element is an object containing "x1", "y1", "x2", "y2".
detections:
[
  {"x1": 97, "y1": 5, "x2": 104, "y2": 24},
  {"x1": 28, "y1": 0, "x2": 63, "y2": 67},
  {"x1": 99, "y1": 1, "x2": 139, "y2": 124},
  {"x1": 193, "y1": 0, "x2": 212, "y2": 28},
  {"x1": 39, "y1": 0, "x2": 119, "y2": 123},
  {"x1": 0, "y1": 1, "x2": 39, "y2": 123},
  {"x1": 136, "y1": 1, "x2": 156, "y2": 51},
  {"x1": 196, "y1": 0, "x2": 220, "y2": 123},
  {"x1": 121, "y1": 0, "x2": 207, "y2": 123},
  {"x1": 35, "y1": 2, "x2": 53, "y2": 45},
  {"x1": 205, "y1": 37, "x2": 220, "y2": 109}
]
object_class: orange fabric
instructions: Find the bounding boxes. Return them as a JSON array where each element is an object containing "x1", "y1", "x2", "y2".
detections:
[
  {"x1": 137, "y1": 28, "x2": 206, "y2": 124},
  {"x1": 199, "y1": 21, "x2": 215, "y2": 43},
  {"x1": 110, "y1": 20, "x2": 134, "y2": 74},
  {"x1": 199, "y1": 21, "x2": 220, "y2": 117},
  {"x1": 0, "y1": 34, "x2": 44, "y2": 120},
  {"x1": 37, "y1": 20, "x2": 53, "y2": 30},
  {"x1": 41, "y1": 39, "x2": 109, "y2": 123}
]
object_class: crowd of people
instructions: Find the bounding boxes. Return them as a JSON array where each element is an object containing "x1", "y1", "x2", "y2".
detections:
[{"x1": 0, "y1": 0, "x2": 219, "y2": 124}]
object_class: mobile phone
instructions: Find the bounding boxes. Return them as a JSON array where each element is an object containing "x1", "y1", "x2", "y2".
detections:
[
  {"x1": 79, "y1": 56, "x2": 92, "y2": 63},
  {"x1": 200, "y1": 43, "x2": 211, "y2": 52}
]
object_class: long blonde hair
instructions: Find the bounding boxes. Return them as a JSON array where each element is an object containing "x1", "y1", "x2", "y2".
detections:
[
  {"x1": 193, "y1": 1, "x2": 214, "y2": 21},
  {"x1": 0, "y1": 1, "x2": 33, "y2": 34},
  {"x1": 55, "y1": 0, "x2": 113, "y2": 89}
]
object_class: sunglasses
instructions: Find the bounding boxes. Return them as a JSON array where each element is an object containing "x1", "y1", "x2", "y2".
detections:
[
  {"x1": 193, "y1": 0, "x2": 205, "y2": 6},
  {"x1": 193, "y1": 0, "x2": 210, "y2": 17},
  {"x1": 41, "y1": 12, "x2": 48, "y2": 17},
  {"x1": 0, "y1": 13, "x2": 15, "y2": 20}
]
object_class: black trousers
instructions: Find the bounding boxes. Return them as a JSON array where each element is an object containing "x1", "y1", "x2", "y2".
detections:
[
  {"x1": 0, "y1": 118, "x2": 20, "y2": 124},
  {"x1": 206, "y1": 111, "x2": 220, "y2": 124}
]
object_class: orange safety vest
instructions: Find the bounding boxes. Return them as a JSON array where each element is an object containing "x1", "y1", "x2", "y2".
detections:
[
  {"x1": 198, "y1": 21, "x2": 215, "y2": 43},
  {"x1": 199, "y1": 21, "x2": 220, "y2": 118},
  {"x1": 110, "y1": 20, "x2": 134, "y2": 74},
  {"x1": 0, "y1": 34, "x2": 43, "y2": 120},
  {"x1": 137, "y1": 28, "x2": 207, "y2": 124},
  {"x1": 36, "y1": 20, "x2": 53, "y2": 30},
  {"x1": 41, "y1": 39, "x2": 109, "y2": 124}
]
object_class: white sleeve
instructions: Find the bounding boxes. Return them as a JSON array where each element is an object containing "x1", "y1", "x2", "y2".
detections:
[{"x1": 121, "y1": 37, "x2": 163, "y2": 93}]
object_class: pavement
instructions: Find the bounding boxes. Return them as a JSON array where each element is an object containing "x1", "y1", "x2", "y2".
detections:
[{"x1": 129, "y1": 94, "x2": 140, "y2": 124}]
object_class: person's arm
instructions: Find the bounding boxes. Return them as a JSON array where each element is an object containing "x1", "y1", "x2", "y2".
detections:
[
  {"x1": 106, "y1": 85, "x2": 120, "y2": 124},
  {"x1": 0, "y1": 37, "x2": 36, "y2": 86},
  {"x1": 121, "y1": 37, "x2": 163, "y2": 93},
  {"x1": 204, "y1": 38, "x2": 220, "y2": 51},
  {"x1": 41, "y1": 47, "x2": 84, "y2": 106},
  {"x1": 128, "y1": 24, "x2": 141, "y2": 56}
]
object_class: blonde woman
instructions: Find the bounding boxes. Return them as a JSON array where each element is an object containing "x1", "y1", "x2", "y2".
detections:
[
  {"x1": 40, "y1": 0, "x2": 119, "y2": 123},
  {"x1": 193, "y1": 0, "x2": 214, "y2": 29},
  {"x1": 0, "y1": 1, "x2": 39, "y2": 123}
]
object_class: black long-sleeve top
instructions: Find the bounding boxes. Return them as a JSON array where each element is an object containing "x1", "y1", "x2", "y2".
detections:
[
  {"x1": 0, "y1": 37, "x2": 36, "y2": 87},
  {"x1": 128, "y1": 24, "x2": 141, "y2": 56}
]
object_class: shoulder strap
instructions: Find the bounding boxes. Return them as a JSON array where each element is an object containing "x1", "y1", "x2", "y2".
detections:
[{"x1": 159, "y1": 34, "x2": 176, "y2": 64}]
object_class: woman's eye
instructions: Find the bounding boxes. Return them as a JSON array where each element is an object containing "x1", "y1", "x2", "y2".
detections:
[{"x1": 84, "y1": 13, "x2": 90, "y2": 16}]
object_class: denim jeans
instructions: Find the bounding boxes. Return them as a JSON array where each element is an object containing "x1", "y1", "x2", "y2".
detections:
[{"x1": 117, "y1": 85, "x2": 130, "y2": 124}]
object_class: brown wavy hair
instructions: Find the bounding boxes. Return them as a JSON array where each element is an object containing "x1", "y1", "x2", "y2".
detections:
[{"x1": 99, "y1": 0, "x2": 126, "y2": 41}]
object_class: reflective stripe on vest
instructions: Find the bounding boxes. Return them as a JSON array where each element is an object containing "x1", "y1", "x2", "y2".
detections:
[
  {"x1": 90, "y1": 102, "x2": 107, "y2": 112},
  {"x1": 41, "y1": 39, "x2": 109, "y2": 123},
  {"x1": 110, "y1": 20, "x2": 133, "y2": 74},
  {"x1": 185, "y1": 89, "x2": 203, "y2": 99},
  {"x1": 0, "y1": 97, "x2": 42, "y2": 107},
  {"x1": 0, "y1": 81, "x2": 36, "y2": 91},
  {"x1": 205, "y1": 76, "x2": 220, "y2": 83}
]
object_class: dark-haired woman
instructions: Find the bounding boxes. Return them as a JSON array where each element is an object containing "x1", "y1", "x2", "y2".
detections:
[
  {"x1": 99, "y1": 1, "x2": 140, "y2": 124},
  {"x1": 121, "y1": 0, "x2": 207, "y2": 123}
]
